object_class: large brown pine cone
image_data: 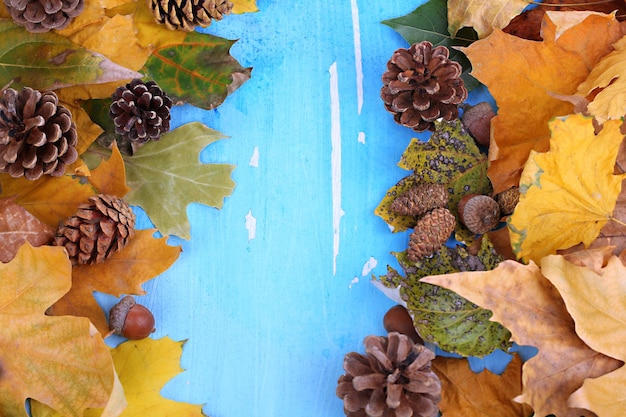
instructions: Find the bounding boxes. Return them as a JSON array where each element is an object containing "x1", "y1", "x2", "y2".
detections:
[
  {"x1": 109, "y1": 79, "x2": 173, "y2": 145},
  {"x1": 52, "y1": 194, "x2": 136, "y2": 265},
  {"x1": 336, "y1": 332, "x2": 441, "y2": 417},
  {"x1": 148, "y1": 0, "x2": 233, "y2": 31},
  {"x1": 407, "y1": 207, "x2": 456, "y2": 262},
  {"x1": 390, "y1": 183, "x2": 448, "y2": 217},
  {"x1": 0, "y1": 87, "x2": 78, "y2": 180},
  {"x1": 381, "y1": 41, "x2": 467, "y2": 132},
  {"x1": 4, "y1": 0, "x2": 84, "y2": 32}
]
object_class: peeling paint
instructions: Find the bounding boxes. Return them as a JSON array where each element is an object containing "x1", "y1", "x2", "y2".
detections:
[
  {"x1": 361, "y1": 257, "x2": 378, "y2": 276},
  {"x1": 330, "y1": 62, "x2": 344, "y2": 275},
  {"x1": 245, "y1": 210, "x2": 256, "y2": 241},
  {"x1": 357, "y1": 131, "x2": 365, "y2": 144},
  {"x1": 350, "y1": 0, "x2": 363, "y2": 115},
  {"x1": 249, "y1": 146, "x2": 259, "y2": 167},
  {"x1": 349, "y1": 277, "x2": 359, "y2": 288}
]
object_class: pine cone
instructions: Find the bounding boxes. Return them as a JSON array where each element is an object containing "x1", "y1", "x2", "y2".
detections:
[
  {"x1": 381, "y1": 41, "x2": 467, "y2": 132},
  {"x1": 495, "y1": 186, "x2": 520, "y2": 216},
  {"x1": 390, "y1": 183, "x2": 448, "y2": 217},
  {"x1": 336, "y1": 332, "x2": 441, "y2": 417},
  {"x1": 4, "y1": 0, "x2": 84, "y2": 32},
  {"x1": 407, "y1": 207, "x2": 455, "y2": 262},
  {"x1": 148, "y1": 0, "x2": 233, "y2": 31},
  {"x1": 109, "y1": 79, "x2": 173, "y2": 145},
  {"x1": 0, "y1": 87, "x2": 78, "y2": 180},
  {"x1": 52, "y1": 194, "x2": 136, "y2": 265}
]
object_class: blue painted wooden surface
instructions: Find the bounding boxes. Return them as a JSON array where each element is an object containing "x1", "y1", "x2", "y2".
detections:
[{"x1": 101, "y1": 1, "x2": 512, "y2": 416}]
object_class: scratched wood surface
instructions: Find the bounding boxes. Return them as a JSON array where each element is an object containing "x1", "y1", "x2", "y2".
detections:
[{"x1": 99, "y1": 1, "x2": 505, "y2": 416}]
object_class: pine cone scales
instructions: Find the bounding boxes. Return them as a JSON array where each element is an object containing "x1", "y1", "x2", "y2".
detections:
[
  {"x1": 109, "y1": 79, "x2": 173, "y2": 144},
  {"x1": 390, "y1": 183, "x2": 447, "y2": 217},
  {"x1": 53, "y1": 194, "x2": 136, "y2": 265},
  {"x1": 148, "y1": 0, "x2": 233, "y2": 31},
  {"x1": 337, "y1": 332, "x2": 441, "y2": 417},
  {"x1": 4, "y1": 0, "x2": 84, "y2": 32},
  {"x1": 0, "y1": 87, "x2": 78, "y2": 180},
  {"x1": 381, "y1": 41, "x2": 467, "y2": 132},
  {"x1": 407, "y1": 207, "x2": 455, "y2": 262}
]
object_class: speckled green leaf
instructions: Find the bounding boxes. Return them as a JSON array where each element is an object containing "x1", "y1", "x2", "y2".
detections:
[
  {"x1": 382, "y1": 0, "x2": 480, "y2": 90},
  {"x1": 375, "y1": 120, "x2": 492, "y2": 242},
  {"x1": 0, "y1": 20, "x2": 141, "y2": 90},
  {"x1": 85, "y1": 122, "x2": 235, "y2": 239},
  {"x1": 376, "y1": 237, "x2": 511, "y2": 357},
  {"x1": 142, "y1": 32, "x2": 252, "y2": 110}
]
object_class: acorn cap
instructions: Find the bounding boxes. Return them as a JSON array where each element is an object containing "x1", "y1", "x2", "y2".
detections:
[
  {"x1": 458, "y1": 194, "x2": 501, "y2": 234},
  {"x1": 108, "y1": 295, "x2": 135, "y2": 334},
  {"x1": 495, "y1": 186, "x2": 520, "y2": 216}
]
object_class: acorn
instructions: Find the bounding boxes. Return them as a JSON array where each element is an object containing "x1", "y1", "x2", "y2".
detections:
[
  {"x1": 458, "y1": 194, "x2": 500, "y2": 235},
  {"x1": 109, "y1": 295, "x2": 155, "y2": 340},
  {"x1": 460, "y1": 102, "x2": 495, "y2": 148},
  {"x1": 383, "y1": 305, "x2": 423, "y2": 344}
]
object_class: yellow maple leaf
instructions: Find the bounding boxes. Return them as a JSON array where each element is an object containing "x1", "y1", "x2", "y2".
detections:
[
  {"x1": 508, "y1": 114, "x2": 626, "y2": 264},
  {"x1": 0, "y1": 244, "x2": 121, "y2": 417},
  {"x1": 422, "y1": 259, "x2": 621, "y2": 416},
  {"x1": 541, "y1": 254, "x2": 626, "y2": 415},
  {"x1": 89, "y1": 143, "x2": 131, "y2": 197},
  {"x1": 463, "y1": 11, "x2": 623, "y2": 194},
  {"x1": 577, "y1": 35, "x2": 626, "y2": 124},
  {"x1": 447, "y1": 0, "x2": 528, "y2": 38}
]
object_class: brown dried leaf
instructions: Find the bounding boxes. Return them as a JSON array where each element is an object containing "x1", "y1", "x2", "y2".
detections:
[{"x1": 0, "y1": 196, "x2": 54, "y2": 262}]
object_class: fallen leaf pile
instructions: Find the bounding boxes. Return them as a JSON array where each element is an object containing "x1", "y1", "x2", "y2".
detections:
[
  {"x1": 366, "y1": 1, "x2": 626, "y2": 416},
  {"x1": 0, "y1": 0, "x2": 257, "y2": 415}
]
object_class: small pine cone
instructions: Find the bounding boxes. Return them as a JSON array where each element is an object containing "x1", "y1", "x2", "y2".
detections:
[
  {"x1": 0, "y1": 87, "x2": 78, "y2": 180},
  {"x1": 495, "y1": 186, "x2": 520, "y2": 216},
  {"x1": 109, "y1": 79, "x2": 173, "y2": 144},
  {"x1": 381, "y1": 41, "x2": 468, "y2": 132},
  {"x1": 458, "y1": 194, "x2": 501, "y2": 235},
  {"x1": 148, "y1": 0, "x2": 233, "y2": 31},
  {"x1": 407, "y1": 207, "x2": 455, "y2": 262},
  {"x1": 4, "y1": 0, "x2": 84, "y2": 32},
  {"x1": 52, "y1": 194, "x2": 136, "y2": 265},
  {"x1": 390, "y1": 182, "x2": 447, "y2": 217},
  {"x1": 336, "y1": 332, "x2": 441, "y2": 417}
]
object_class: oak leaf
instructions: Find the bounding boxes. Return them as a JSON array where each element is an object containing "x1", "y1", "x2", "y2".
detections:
[
  {"x1": 508, "y1": 114, "x2": 626, "y2": 264},
  {"x1": 422, "y1": 260, "x2": 622, "y2": 417},
  {"x1": 464, "y1": 11, "x2": 624, "y2": 194},
  {"x1": 432, "y1": 353, "x2": 532, "y2": 416},
  {"x1": 447, "y1": 0, "x2": 528, "y2": 38},
  {"x1": 542, "y1": 254, "x2": 626, "y2": 415},
  {"x1": 0, "y1": 196, "x2": 54, "y2": 262},
  {"x1": 0, "y1": 244, "x2": 120, "y2": 417},
  {"x1": 48, "y1": 229, "x2": 181, "y2": 335}
]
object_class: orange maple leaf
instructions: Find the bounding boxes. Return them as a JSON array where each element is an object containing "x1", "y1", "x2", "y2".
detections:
[{"x1": 464, "y1": 11, "x2": 624, "y2": 194}]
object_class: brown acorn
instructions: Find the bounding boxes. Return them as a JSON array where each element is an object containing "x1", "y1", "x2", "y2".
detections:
[
  {"x1": 458, "y1": 194, "x2": 500, "y2": 234},
  {"x1": 109, "y1": 295, "x2": 155, "y2": 340},
  {"x1": 383, "y1": 305, "x2": 423, "y2": 344},
  {"x1": 460, "y1": 102, "x2": 495, "y2": 147}
]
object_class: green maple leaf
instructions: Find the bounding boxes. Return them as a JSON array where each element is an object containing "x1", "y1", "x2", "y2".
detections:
[
  {"x1": 0, "y1": 19, "x2": 140, "y2": 90},
  {"x1": 85, "y1": 122, "x2": 235, "y2": 239},
  {"x1": 375, "y1": 119, "x2": 491, "y2": 242},
  {"x1": 374, "y1": 237, "x2": 511, "y2": 357}
]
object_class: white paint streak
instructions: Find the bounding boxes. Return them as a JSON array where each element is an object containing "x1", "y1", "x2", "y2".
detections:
[
  {"x1": 245, "y1": 210, "x2": 257, "y2": 241},
  {"x1": 330, "y1": 62, "x2": 344, "y2": 275},
  {"x1": 350, "y1": 0, "x2": 363, "y2": 114},
  {"x1": 249, "y1": 146, "x2": 259, "y2": 167},
  {"x1": 357, "y1": 131, "x2": 365, "y2": 144},
  {"x1": 349, "y1": 277, "x2": 359, "y2": 288},
  {"x1": 361, "y1": 257, "x2": 378, "y2": 276}
]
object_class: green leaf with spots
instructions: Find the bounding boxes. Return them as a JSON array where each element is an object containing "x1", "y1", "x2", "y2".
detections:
[
  {"x1": 0, "y1": 20, "x2": 141, "y2": 91},
  {"x1": 375, "y1": 237, "x2": 511, "y2": 357},
  {"x1": 84, "y1": 122, "x2": 235, "y2": 239},
  {"x1": 382, "y1": 0, "x2": 480, "y2": 90},
  {"x1": 141, "y1": 32, "x2": 252, "y2": 110},
  {"x1": 375, "y1": 120, "x2": 492, "y2": 242}
]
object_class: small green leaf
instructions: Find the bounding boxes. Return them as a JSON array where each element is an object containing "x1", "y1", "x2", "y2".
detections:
[
  {"x1": 0, "y1": 19, "x2": 141, "y2": 90},
  {"x1": 85, "y1": 122, "x2": 236, "y2": 239},
  {"x1": 377, "y1": 238, "x2": 511, "y2": 357},
  {"x1": 375, "y1": 120, "x2": 492, "y2": 242},
  {"x1": 382, "y1": 0, "x2": 480, "y2": 90},
  {"x1": 142, "y1": 32, "x2": 252, "y2": 110}
]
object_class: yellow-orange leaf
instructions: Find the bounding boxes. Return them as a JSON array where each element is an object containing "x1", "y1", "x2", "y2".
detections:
[
  {"x1": 89, "y1": 143, "x2": 130, "y2": 197},
  {"x1": 447, "y1": 0, "x2": 528, "y2": 38},
  {"x1": 432, "y1": 354, "x2": 532, "y2": 417},
  {"x1": 48, "y1": 229, "x2": 181, "y2": 335},
  {"x1": 542, "y1": 254, "x2": 626, "y2": 415},
  {"x1": 0, "y1": 244, "x2": 119, "y2": 417},
  {"x1": 508, "y1": 114, "x2": 626, "y2": 263},
  {"x1": 422, "y1": 260, "x2": 621, "y2": 417},
  {"x1": 577, "y1": 35, "x2": 626, "y2": 124},
  {"x1": 464, "y1": 11, "x2": 623, "y2": 193},
  {"x1": 231, "y1": 0, "x2": 258, "y2": 13}
]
